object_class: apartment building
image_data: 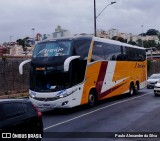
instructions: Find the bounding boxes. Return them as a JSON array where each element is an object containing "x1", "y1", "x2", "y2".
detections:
[
  {"x1": 96, "y1": 28, "x2": 159, "y2": 44},
  {"x1": 9, "y1": 45, "x2": 34, "y2": 56}
]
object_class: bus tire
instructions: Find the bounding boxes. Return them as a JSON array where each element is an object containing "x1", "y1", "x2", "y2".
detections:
[
  {"x1": 154, "y1": 93, "x2": 158, "y2": 96},
  {"x1": 129, "y1": 83, "x2": 135, "y2": 96},
  {"x1": 88, "y1": 90, "x2": 97, "y2": 107},
  {"x1": 134, "y1": 82, "x2": 139, "y2": 95}
]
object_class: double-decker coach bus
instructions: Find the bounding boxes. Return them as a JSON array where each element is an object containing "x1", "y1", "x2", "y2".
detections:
[{"x1": 19, "y1": 36, "x2": 147, "y2": 111}]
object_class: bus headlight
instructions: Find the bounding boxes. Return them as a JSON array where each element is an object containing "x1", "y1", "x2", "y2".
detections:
[
  {"x1": 29, "y1": 90, "x2": 36, "y2": 98},
  {"x1": 56, "y1": 88, "x2": 77, "y2": 98}
]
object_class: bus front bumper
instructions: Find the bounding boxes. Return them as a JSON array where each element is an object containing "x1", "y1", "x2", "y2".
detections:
[{"x1": 30, "y1": 96, "x2": 73, "y2": 112}]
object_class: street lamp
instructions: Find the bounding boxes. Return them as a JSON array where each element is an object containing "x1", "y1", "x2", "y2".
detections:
[
  {"x1": 10, "y1": 36, "x2": 13, "y2": 46},
  {"x1": 32, "y1": 28, "x2": 35, "y2": 40},
  {"x1": 141, "y1": 25, "x2": 144, "y2": 47},
  {"x1": 94, "y1": 1, "x2": 116, "y2": 36}
]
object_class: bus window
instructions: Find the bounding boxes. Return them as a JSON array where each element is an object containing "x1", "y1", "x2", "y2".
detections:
[
  {"x1": 92, "y1": 41, "x2": 104, "y2": 61},
  {"x1": 73, "y1": 39, "x2": 91, "y2": 60},
  {"x1": 92, "y1": 42, "x2": 122, "y2": 61},
  {"x1": 33, "y1": 40, "x2": 73, "y2": 57},
  {"x1": 116, "y1": 46, "x2": 127, "y2": 61},
  {"x1": 125, "y1": 47, "x2": 146, "y2": 61}
]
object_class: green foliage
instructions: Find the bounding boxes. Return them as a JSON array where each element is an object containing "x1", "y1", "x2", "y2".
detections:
[
  {"x1": 16, "y1": 37, "x2": 29, "y2": 51},
  {"x1": 136, "y1": 39, "x2": 142, "y2": 47},
  {"x1": 136, "y1": 39, "x2": 157, "y2": 48},
  {"x1": 1, "y1": 54, "x2": 7, "y2": 62},
  {"x1": 146, "y1": 29, "x2": 159, "y2": 36},
  {"x1": 157, "y1": 43, "x2": 160, "y2": 50},
  {"x1": 139, "y1": 33, "x2": 146, "y2": 36},
  {"x1": 128, "y1": 41, "x2": 136, "y2": 45},
  {"x1": 112, "y1": 36, "x2": 125, "y2": 42},
  {"x1": 143, "y1": 40, "x2": 150, "y2": 48},
  {"x1": 148, "y1": 40, "x2": 156, "y2": 47},
  {"x1": 124, "y1": 39, "x2": 127, "y2": 43}
]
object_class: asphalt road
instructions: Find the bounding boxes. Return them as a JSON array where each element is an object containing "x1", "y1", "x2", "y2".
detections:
[{"x1": 41, "y1": 88, "x2": 160, "y2": 141}]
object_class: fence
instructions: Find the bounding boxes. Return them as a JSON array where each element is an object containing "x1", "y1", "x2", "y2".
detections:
[
  {"x1": 148, "y1": 61, "x2": 160, "y2": 76},
  {"x1": 0, "y1": 59, "x2": 30, "y2": 96}
]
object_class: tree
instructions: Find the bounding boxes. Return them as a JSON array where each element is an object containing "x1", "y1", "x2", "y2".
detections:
[
  {"x1": 148, "y1": 40, "x2": 156, "y2": 47},
  {"x1": 139, "y1": 33, "x2": 146, "y2": 36},
  {"x1": 16, "y1": 39, "x2": 24, "y2": 46},
  {"x1": 143, "y1": 40, "x2": 150, "y2": 48},
  {"x1": 156, "y1": 43, "x2": 160, "y2": 50},
  {"x1": 16, "y1": 37, "x2": 29, "y2": 51},
  {"x1": 112, "y1": 36, "x2": 125, "y2": 42},
  {"x1": 136, "y1": 39, "x2": 142, "y2": 47},
  {"x1": 146, "y1": 29, "x2": 159, "y2": 36},
  {"x1": 124, "y1": 39, "x2": 127, "y2": 43},
  {"x1": 128, "y1": 41, "x2": 136, "y2": 45}
]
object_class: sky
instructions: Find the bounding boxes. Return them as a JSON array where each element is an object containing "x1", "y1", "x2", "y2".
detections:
[{"x1": 0, "y1": 0, "x2": 160, "y2": 44}]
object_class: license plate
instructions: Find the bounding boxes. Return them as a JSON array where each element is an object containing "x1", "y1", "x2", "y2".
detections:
[
  {"x1": 36, "y1": 67, "x2": 45, "y2": 70},
  {"x1": 38, "y1": 104, "x2": 51, "y2": 108}
]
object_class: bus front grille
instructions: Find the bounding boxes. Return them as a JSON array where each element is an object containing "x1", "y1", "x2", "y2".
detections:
[{"x1": 34, "y1": 97, "x2": 59, "y2": 101}]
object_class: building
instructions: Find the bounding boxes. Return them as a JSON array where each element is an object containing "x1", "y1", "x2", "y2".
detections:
[
  {"x1": 96, "y1": 28, "x2": 159, "y2": 46},
  {"x1": 0, "y1": 47, "x2": 7, "y2": 56},
  {"x1": 9, "y1": 45, "x2": 34, "y2": 57},
  {"x1": 96, "y1": 29, "x2": 109, "y2": 38},
  {"x1": 41, "y1": 25, "x2": 72, "y2": 41}
]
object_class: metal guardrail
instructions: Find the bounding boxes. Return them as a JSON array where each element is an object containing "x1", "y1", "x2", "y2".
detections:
[{"x1": 147, "y1": 51, "x2": 160, "y2": 59}]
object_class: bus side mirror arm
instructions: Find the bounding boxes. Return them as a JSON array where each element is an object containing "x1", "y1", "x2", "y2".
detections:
[
  {"x1": 64, "y1": 56, "x2": 80, "y2": 72},
  {"x1": 19, "y1": 59, "x2": 31, "y2": 75}
]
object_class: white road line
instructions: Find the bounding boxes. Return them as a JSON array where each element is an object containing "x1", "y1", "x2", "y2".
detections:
[{"x1": 44, "y1": 92, "x2": 152, "y2": 130}]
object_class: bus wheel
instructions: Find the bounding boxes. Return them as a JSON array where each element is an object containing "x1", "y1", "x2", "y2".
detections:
[
  {"x1": 135, "y1": 83, "x2": 139, "y2": 95},
  {"x1": 129, "y1": 83, "x2": 135, "y2": 96},
  {"x1": 88, "y1": 90, "x2": 96, "y2": 107}
]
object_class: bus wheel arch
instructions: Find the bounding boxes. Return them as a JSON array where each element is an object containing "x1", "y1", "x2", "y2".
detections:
[{"x1": 88, "y1": 88, "x2": 98, "y2": 108}]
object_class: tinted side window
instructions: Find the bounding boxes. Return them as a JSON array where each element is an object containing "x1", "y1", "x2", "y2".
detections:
[
  {"x1": 137, "y1": 49, "x2": 146, "y2": 61},
  {"x1": 92, "y1": 42, "x2": 121, "y2": 61},
  {"x1": 3, "y1": 102, "x2": 25, "y2": 119},
  {"x1": 74, "y1": 39, "x2": 91, "y2": 60},
  {"x1": 125, "y1": 47, "x2": 146, "y2": 61},
  {"x1": 92, "y1": 41, "x2": 146, "y2": 62},
  {"x1": 92, "y1": 41, "x2": 104, "y2": 61},
  {"x1": 103, "y1": 44, "x2": 122, "y2": 61}
]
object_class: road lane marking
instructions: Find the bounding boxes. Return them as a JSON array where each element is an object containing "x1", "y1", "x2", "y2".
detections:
[{"x1": 44, "y1": 92, "x2": 152, "y2": 130}]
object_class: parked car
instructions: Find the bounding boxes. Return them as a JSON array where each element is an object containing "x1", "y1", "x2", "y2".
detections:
[
  {"x1": 147, "y1": 74, "x2": 160, "y2": 88},
  {"x1": 0, "y1": 99, "x2": 43, "y2": 140},
  {"x1": 154, "y1": 80, "x2": 160, "y2": 96}
]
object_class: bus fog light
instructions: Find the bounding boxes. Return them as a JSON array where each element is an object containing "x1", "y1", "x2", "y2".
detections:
[{"x1": 62, "y1": 101, "x2": 68, "y2": 106}]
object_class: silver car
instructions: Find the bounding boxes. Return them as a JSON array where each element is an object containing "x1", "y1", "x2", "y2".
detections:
[
  {"x1": 154, "y1": 80, "x2": 160, "y2": 96},
  {"x1": 147, "y1": 74, "x2": 160, "y2": 89}
]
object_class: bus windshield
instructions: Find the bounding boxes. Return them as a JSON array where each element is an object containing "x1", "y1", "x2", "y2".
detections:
[{"x1": 33, "y1": 40, "x2": 72, "y2": 57}]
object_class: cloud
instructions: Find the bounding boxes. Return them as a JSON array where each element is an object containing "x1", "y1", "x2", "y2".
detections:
[{"x1": 0, "y1": 0, "x2": 159, "y2": 43}]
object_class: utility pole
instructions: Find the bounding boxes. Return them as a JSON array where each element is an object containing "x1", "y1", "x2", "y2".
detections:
[
  {"x1": 141, "y1": 25, "x2": 144, "y2": 47},
  {"x1": 94, "y1": 0, "x2": 97, "y2": 36},
  {"x1": 94, "y1": 1, "x2": 116, "y2": 37}
]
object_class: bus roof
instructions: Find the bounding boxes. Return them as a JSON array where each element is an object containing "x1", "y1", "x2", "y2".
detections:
[
  {"x1": 93, "y1": 36, "x2": 145, "y2": 50},
  {"x1": 38, "y1": 35, "x2": 145, "y2": 50},
  {"x1": 39, "y1": 35, "x2": 93, "y2": 43}
]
